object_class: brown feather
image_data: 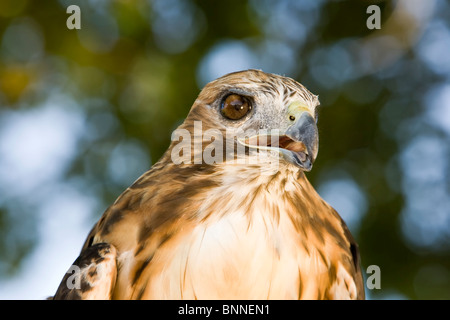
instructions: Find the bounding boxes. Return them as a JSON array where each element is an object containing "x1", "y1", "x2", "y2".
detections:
[
  {"x1": 53, "y1": 243, "x2": 117, "y2": 300},
  {"x1": 53, "y1": 70, "x2": 364, "y2": 300}
]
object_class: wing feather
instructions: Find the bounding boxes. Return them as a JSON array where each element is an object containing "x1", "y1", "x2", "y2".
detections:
[{"x1": 52, "y1": 243, "x2": 117, "y2": 300}]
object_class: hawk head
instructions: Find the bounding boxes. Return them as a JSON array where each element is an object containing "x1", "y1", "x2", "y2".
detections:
[{"x1": 174, "y1": 69, "x2": 320, "y2": 171}]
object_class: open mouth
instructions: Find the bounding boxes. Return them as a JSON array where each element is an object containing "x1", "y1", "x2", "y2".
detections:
[{"x1": 239, "y1": 134, "x2": 309, "y2": 167}]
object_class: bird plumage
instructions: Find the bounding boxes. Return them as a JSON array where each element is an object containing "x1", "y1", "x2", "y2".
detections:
[{"x1": 53, "y1": 69, "x2": 364, "y2": 300}]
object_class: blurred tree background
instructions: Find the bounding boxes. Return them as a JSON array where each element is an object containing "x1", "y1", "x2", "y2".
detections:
[{"x1": 0, "y1": 0, "x2": 449, "y2": 299}]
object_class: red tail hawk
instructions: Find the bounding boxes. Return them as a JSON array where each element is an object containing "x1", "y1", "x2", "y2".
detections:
[{"x1": 53, "y1": 69, "x2": 364, "y2": 300}]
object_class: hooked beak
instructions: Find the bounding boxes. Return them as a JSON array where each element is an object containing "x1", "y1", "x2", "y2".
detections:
[
  {"x1": 282, "y1": 112, "x2": 319, "y2": 171},
  {"x1": 238, "y1": 112, "x2": 319, "y2": 171}
]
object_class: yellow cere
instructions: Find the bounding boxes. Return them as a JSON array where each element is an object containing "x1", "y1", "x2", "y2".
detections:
[{"x1": 287, "y1": 101, "x2": 311, "y2": 117}]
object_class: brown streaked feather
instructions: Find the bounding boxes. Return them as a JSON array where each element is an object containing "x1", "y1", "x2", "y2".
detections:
[
  {"x1": 52, "y1": 243, "x2": 117, "y2": 300},
  {"x1": 53, "y1": 69, "x2": 364, "y2": 300},
  {"x1": 337, "y1": 217, "x2": 365, "y2": 299}
]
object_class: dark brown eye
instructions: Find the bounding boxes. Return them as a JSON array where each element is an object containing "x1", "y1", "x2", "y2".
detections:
[{"x1": 220, "y1": 94, "x2": 252, "y2": 120}]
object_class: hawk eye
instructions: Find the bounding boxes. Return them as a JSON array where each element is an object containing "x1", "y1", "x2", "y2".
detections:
[{"x1": 220, "y1": 94, "x2": 252, "y2": 120}]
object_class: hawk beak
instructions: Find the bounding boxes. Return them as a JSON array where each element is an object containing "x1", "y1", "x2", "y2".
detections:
[
  {"x1": 237, "y1": 112, "x2": 319, "y2": 171},
  {"x1": 283, "y1": 112, "x2": 319, "y2": 171}
]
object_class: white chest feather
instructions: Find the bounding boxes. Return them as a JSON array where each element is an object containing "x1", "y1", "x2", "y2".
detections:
[
  {"x1": 141, "y1": 209, "x2": 303, "y2": 299},
  {"x1": 120, "y1": 165, "x2": 357, "y2": 300}
]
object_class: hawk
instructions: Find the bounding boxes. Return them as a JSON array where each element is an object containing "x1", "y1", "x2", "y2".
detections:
[{"x1": 53, "y1": 69, "x2": 365, "y2": 300}]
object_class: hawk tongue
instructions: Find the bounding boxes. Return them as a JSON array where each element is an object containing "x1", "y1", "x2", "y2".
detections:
[
  {"x1": 278, "y1": 136, "x2": 308, "y2": 163},
  {"x1": 244, "y1": 135, "x2": 308, "y2": 159},
  {"x1": 280, "y1": 138, "x2": 307, "y2": 153}
]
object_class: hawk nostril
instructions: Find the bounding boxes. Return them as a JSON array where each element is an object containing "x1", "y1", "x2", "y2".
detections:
[{"x1": 289, "y1": 115, "x2": 296, "y2": 121}]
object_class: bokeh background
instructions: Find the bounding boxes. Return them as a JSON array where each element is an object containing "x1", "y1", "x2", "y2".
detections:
[{"x1": 0, "y1": 0, "x2": 449, "y2": 300}]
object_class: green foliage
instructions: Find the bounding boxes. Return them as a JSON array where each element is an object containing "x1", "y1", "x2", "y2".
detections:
[{"x1": 0, "y1": 0, "x2": 449, "y2": 299}]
